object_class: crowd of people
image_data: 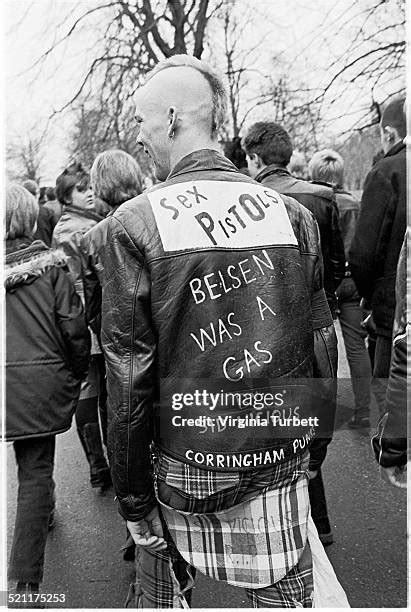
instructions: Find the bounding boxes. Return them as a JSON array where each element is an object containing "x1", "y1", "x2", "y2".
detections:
[{"x1": 5, "y1": 54, "x2": 407, "y2": 608}]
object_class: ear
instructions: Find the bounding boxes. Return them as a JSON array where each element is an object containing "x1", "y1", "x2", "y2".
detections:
[
  {"x1": 251, "y1": 153, "x2": 263, "y2": 169},
  {"x1": 382, "y1": 125, "x2": 398, "y2": 144},
  {"x1": 167, "y1": 106, "x2": 178, "y2": 139}
]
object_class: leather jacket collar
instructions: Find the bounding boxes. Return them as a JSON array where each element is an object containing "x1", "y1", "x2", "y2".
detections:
[
  {"x1": 63, "y1": 204, "x2": 104, "y2": 223},
  {"x1": 254, "y1": 164, "x2": 289, "y2": 184},
  {"x1": 167, "y1": 149, "x2": 239, "y2": 180},
  {"x1": 385, "y1": 141, "x2": 405, "y2": 158}
]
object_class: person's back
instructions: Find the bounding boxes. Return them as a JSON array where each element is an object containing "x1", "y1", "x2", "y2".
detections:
[
  {"x1": 102, "y1": 56, "x2": 341, "y2": 608},
  {"x1": 53, "y1": 205, "x2": 102, "y2": 290},
  {"x1": 350, "y1": 141, "x2": 406, "y2": 334},
  {"x1": 309, "y1": 149, "x2": 372, "y2": 429},
  {"x1": 5, "y1": 184, "x2": 90, "y2": 596},
  {"x1": 6, "y1": 240, "x2": 89, "y2": 437},
  {"x1": 106, "y1": 154, "x2": 320, "y2": 441},
  {"x1": 349, "y1": 97, "x2": 406, "y2": 417}
]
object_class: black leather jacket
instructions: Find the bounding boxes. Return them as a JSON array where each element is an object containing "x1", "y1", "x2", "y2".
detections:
[
  {"x1": 255, "y1": 166, "x2": 346, "y2": 317},
  {"x1": 102, "y1": 150, "x2": 336, "y2": 520},
  {"x1": 81, "y1": 215, "x2": 113, "y2": 337}
]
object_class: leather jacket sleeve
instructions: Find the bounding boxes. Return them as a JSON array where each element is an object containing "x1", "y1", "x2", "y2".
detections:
[
  {"x1": 309, "y1": 323, "x2": 338, "y2": 471},
  {"x1": 102, "y1": 217, "x2": 157, "y2": 521},
  {"x1": 53, "y1": 266, "x2": 91, "y2": 379},
  {"x1": 82, "y1": 250, "x2": 103, "y2": 337},
  {"x1": 297, "y1": 204, "x2": 338, "y2": 470}
]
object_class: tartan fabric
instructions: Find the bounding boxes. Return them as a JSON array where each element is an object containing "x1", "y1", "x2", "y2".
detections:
[
  {"x1": 155, "y1": 450, "x2": 308, "y2": 512},
  {"x1": 126, "y1": 535, "x2": 313, "y2": 608},
  {"x1": 245, "y1": 540, "x2": 313, "y2": 608},
  {"x1": 155, "y1": 452, "x2": 311, "y2": 588},
  {"x1": 125, "y1": 539, "x2": 195, "y2": 609}
]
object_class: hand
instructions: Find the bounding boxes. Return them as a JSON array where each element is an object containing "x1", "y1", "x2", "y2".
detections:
[
  {"x1": 380, "y1": 464, "x2": 407, "y2": 489},
  {"x1": 308, "y1": 470, "x2": 318, "y2": 480},
  {"x1": 127, "y1": 506, "x2": 167, "y2": 551}
]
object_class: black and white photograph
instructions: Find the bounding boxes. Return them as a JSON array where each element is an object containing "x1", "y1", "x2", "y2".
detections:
[{"x1": 2, "y1": 0, "x2": 408, "y2": 608}]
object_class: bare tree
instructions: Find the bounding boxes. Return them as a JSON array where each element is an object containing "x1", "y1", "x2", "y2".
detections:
[
  {"x1": 19, "y1": 0, "x2": 224, "y2": 172},
  {"x1": 6, "y1": 133, "x2": 45, "y2": 183},
  {"x1": 208, "y1": 0, "x2": 274, "y2": 140},
  {"x1": 69, "y1": 102, "x2": 154, "y2": 180},
  {"x1": 295, "y1": 0, "x2": 406, "y2": 131},
  {"x1": 26, "y1": 0, "x2": 221, "y2": 118},
  {"x1": 335, "y1": 126, "x2": 381, "y2": 191}
]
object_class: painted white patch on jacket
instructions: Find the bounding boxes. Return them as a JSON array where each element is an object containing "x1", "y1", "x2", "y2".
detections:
[{"x1": 147, "y1": 180, "x2": 297, "y2": 251}]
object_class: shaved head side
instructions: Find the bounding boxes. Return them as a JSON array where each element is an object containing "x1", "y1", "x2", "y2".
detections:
[
  {"x1": 146, "y1": 54, "x2": 227, "y2": 136},
  {"x1": 133, "y1": 55, "x2": 226, "y2": 180}
]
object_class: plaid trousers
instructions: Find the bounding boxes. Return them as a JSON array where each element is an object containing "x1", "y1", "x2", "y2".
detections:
[
  {"x1": 125, "y1": 527, "x2": 313, "y2": 608},
  {"x1": 125, "y1": 452, "x2": 313, "y2": 607}
]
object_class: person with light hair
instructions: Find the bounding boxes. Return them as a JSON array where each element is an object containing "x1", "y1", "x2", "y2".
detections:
[
  {"x1": 6, "y1": 184, "x2": 39, "y2": 240},
  {"x1": 81, "y1": 150, "x2": 144, "y2": 509},
  {"x1": 90, "y1": 148, "x2": 144, "y2": 215},
  {"x1": 308, "y1": 149, "x2": 344, "y2": 187},
  {"x1": 309, "y1": 149, "x2": 372, "y2": 429},
  {"x1": 5, "y1": 184, "x2": 90, "y2": 597},
  {"x1": 82, "y1": 148, "x2": 143, "y2": 335},
  {"x1": 100, "y1": 53, "x2": 345, "y2": 607}
]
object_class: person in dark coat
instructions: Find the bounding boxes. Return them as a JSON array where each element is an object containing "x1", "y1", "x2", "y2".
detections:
[
  {"x1": 308, "y1": 149, "x2": 372, "y2": 429},
  {"x1": 5, "y1": 184, "x2": 90, "y2": 596},
  {"x1": 242, "y1": 121, "x2": 342, "y2": 546},
  {"x1": 52, "y1": 162, "x2": 111, "y2": 491},
  {"x1": 349, "y1": 96, "x2": 406, "y2": 415}
]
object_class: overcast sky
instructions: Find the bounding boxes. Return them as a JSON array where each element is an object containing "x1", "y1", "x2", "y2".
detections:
[{"x1": 5, "y1": 0, "x2": 405, "y2": 182}]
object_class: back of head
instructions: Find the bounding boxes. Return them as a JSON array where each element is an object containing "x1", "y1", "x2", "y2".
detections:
[
  {"x1": 46, "y1": 186, "x2": 56, "y2": 201},
  {"x1": 308, "y1": 149, "x2": 344, "y2": 188},
  {"x1": 242, "y1": 122, "x2": 293, "y2": 167},
  {"x1": 223, "y1": 137, "x2": 247, "y2": 170},
  {"x1": 145, "y1": 54, "x2": 227, "y2": 137},
  {"x1": 55, "y1": 161, "x2": 89, "y2": 205},
  {"x1": 22, "y1": 179, "x2": 39, "y2": 198},
  {"x1": 381, "y1": 96, "x2": 406, "y2": 139},
  {"x1": 91, "y1": 149, "x2": 143, "y2": 209},
  {"x1": 6, "y1": 184, "x2": 39, "y2": 240}
]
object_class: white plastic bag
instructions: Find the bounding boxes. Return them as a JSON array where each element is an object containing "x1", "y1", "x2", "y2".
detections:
[{"x1": 307, "y1": 514, "x2": 350, "y2": 608}]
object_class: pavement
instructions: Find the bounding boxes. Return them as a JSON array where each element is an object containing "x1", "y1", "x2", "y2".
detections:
[{"x1": 6, "y1": 323, "x2": 407, "y2": 608}]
